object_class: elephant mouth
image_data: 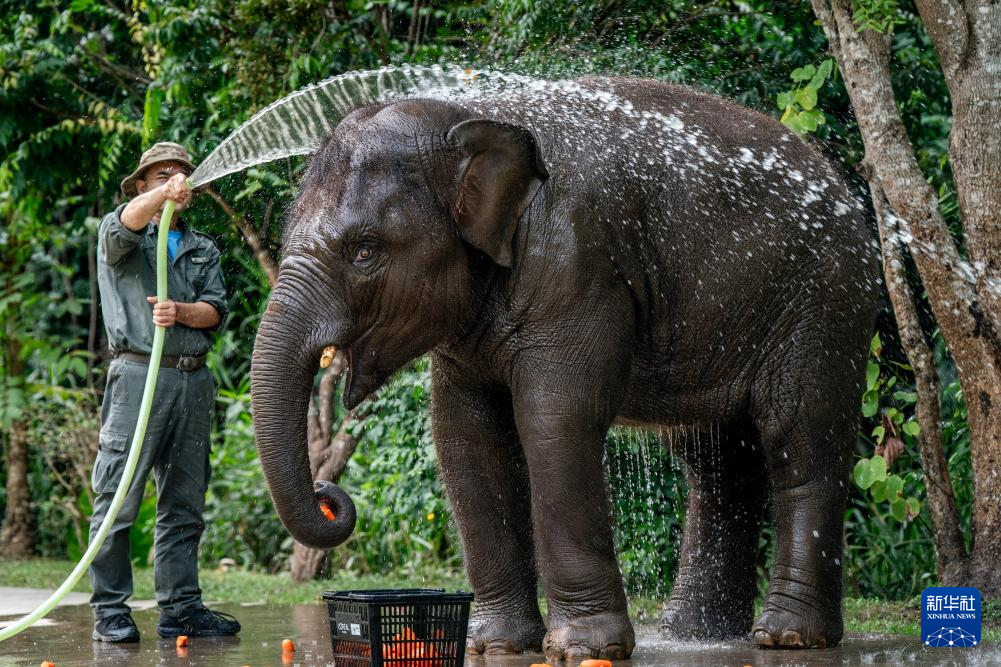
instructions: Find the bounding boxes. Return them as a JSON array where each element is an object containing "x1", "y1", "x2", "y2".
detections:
[{"x1": 342, "y1": 339, "x2": 383, "y2": 410}]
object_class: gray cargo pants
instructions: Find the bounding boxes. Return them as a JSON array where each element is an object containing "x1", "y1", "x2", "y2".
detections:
[{"x1": 88, "y1": 357, "x2": 214, "y2": 620}]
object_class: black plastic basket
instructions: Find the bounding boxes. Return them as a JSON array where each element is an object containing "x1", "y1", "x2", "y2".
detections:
[{"x1": 322, "y1": 589, "x2": 474, "y2": 667}]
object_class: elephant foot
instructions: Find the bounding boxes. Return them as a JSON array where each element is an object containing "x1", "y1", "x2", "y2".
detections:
[
  {"x1": 752, "y1": 592, "x2": 842, "y2": 649},
  {"x1": 466, "y1": 609, "x2": 546, "y2": 655},
  {"x1": 659, "y1": 591, "x2": 753, "y2": 640},
  {"x1": 543, "y1": 611, "x2": 635, "y2": 661}
]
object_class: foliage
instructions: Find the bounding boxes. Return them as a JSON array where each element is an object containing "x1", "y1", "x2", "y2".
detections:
[
  {"x1": 605, "y1": 429, "x2": 684, "y2": 598},
  {"x1": 777, "y1": 59, "x2": 834, "y2": 136},
  {"x1": 854, "y1": 333, "x2": 922, "y2": 523},
  {"x1": 851, "y1": 0, "x2": 905, "y2": 34},
  {"x1": 199, "y1": 382, "x2": 292, "y2": 571},
  {"x1": 337, "y1": 359, "x2": 457, "y2": 575}
]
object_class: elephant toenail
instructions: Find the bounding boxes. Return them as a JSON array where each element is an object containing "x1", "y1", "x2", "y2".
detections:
[
  {"x1": 604, "y1": 644, "x2": 626, "y2": 659},
  {"x1": 779, "y1": 630, "x2": 804, "y2": 647},
  {"x1": 752, "y1": 629, "x2": 775, "y2": 647},
  {"x1": 484, "y1": 639, "x2": 516, "y2": 655}
]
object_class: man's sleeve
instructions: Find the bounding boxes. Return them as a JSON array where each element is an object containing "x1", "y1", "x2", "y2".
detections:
[
  {"x1": 99, "y1": 203, "x2": 144, "y2": 267},
  {"x1": 196, "y1": 246, "x2": 228, "y2": 330}
]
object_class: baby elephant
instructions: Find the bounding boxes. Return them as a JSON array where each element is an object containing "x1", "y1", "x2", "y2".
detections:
[{"x1": 251, "y1": 77, "x2": 879, "y2": 657}]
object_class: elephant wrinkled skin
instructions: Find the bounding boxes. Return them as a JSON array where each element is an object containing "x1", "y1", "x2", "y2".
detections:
[{"x1": 250, "y1": 78, "x2": 879, "y2": 658}]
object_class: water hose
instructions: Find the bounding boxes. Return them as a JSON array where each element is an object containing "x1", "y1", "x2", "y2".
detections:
[{"x1": 0, "y1": 199, "x2": 178, "y2": 641}]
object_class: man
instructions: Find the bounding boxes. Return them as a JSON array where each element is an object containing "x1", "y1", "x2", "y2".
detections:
[{"x1": 90, "y1": 142, "x2": 239, "y2": 642}]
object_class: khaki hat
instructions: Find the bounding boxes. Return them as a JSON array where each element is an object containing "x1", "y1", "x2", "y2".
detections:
[{"x1": 120, "y1": 142, "x2": 196, "y2": 198}]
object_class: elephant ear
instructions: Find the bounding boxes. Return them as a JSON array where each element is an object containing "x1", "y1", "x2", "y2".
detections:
[{"x1": 446, "y1": 119, "x2": 548, "y2": 267}]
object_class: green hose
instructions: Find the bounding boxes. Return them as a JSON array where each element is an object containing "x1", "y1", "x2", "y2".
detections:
[{"x1": 0, "y1": 199, "x2": 178, "y2": 641}]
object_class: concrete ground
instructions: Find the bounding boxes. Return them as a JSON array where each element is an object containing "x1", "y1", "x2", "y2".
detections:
[{"x1": 0, "y1": 595, "x2": 997, "y2": 666}]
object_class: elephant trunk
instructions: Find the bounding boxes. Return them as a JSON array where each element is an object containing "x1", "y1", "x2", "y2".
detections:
[{"x1": 251, "y1": 287, "x2": 356, "y2": 549}]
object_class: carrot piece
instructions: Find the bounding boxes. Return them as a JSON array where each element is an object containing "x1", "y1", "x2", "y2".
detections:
[
  {"x1": 319, "y1": 503, "x2": 336, "y2": 521},
  {"x1": 530, "y1": 663, "x2": 554, "y2": 667},
  {"x1": 40, "y1": 662, "x2": 56, "y2": 667},
  {"x1": 282, "y1": 638, "x2": 295, "y2": 652},
  {"x1": 176, "y1": 635, "x2": 189, "y2": 648},
  {"x1": 579, "y1": 660, "x2": 612, "y2": 667}
]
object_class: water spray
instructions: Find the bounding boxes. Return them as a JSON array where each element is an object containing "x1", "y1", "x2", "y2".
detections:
[{"x1": 0, "y1": 201, "x2": 177, "y2": 641}]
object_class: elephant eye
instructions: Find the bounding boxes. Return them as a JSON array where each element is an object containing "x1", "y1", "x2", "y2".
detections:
[{"x1": 353, "y1": 244, "x2": 373, "y2": 263}]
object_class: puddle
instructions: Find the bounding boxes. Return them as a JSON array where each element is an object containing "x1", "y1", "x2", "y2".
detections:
[{"x1": 0, "y1": 604, "x2": 996, "y2": 666}]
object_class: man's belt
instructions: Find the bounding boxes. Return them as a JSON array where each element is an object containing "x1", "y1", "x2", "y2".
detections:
[{"x1": 116, "y1": 351, "x2": 206, "y2": 371}]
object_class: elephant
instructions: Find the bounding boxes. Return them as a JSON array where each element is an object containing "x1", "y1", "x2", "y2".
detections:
[{"x1": 250, "y1": 77, "x2": 880, "y2": 657}]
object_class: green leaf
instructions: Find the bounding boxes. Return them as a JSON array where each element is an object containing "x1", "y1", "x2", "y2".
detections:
[
  {"x1": 893, "y1": 390, "x2": 918, "y2": 404},
  {"x1": 902, "y1": 420, "x2": 921, "y2": 436},
  {"x1": 872, "y1": 424, "x2": 886, "y2": 443},
  {"x1": 870, "y1": 332, "x2": 883, "y2": 357},
  {"x1": 790, "y1": 64, "x2": 816, "y2": 82},
  {"x1": 783, "y1": 113, "x2": 805, "y2": 136},
  {"x1": 862, "y1": 389, "x2": 879, "y2": 417},
  {"x1": 809, "y1": 59, "x2": 834, "y2": 89},
  {"x1": 906, "y1": 497, "x2": 922, "y2": 519},
  {"x1": 866, "y1": 361, "x2": 880, "y2": 390},
  {"x1": 884, "y1": 474, "x2": 904, "y2": 501},
  {"x1": 795, "y1": 86, "x2": 818, "y2": 111},
  {"x1": 776, "y1": 91, "x2": 793, "y2": 110},
  {"x1": 870, "y1": 479, "x2": 887, "y2": 503},
  {"x1": 854, "y1": 456, "x2": 887, "y2": 490},
  {"x1": 891, "y1": 498, "x2": 907, "y2": 521},
  {"x1": 142, "y1": 86, "x2": 165, "y2": 149}
]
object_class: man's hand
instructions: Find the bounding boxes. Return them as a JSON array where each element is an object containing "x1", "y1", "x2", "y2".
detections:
[
  {"x1": 147, "y1": 296, "x2": 222, "y2": 330},
  {"x1": 121, "y1": 171, "x2": 193, "y2": 231},
  {"x1": 162, "y1": 173, "x2": 192, "y2": 209},
  {"x1": 147, "y1": 296, "x2": 178, "y2": 328}
]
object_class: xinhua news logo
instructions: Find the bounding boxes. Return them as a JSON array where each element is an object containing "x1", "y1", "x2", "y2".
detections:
[{"x1": 921, "y1": 587, "x2": 980, "y2": 647}]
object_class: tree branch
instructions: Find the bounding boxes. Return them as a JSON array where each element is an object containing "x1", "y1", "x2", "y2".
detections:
[
  {"x1": 204, "y1": 186, "x2": 279, "y2": 287},
  {"x1": 913, "y1": 0, "x2": 970, "y2": 81}
]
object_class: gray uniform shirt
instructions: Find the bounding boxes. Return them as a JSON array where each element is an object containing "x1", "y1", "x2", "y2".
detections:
[{"x1": 97, "y1": 203, "x2": 228, "y2": 357}]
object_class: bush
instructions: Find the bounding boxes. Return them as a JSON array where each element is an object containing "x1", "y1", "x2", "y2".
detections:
[{"x1": 200, "y1": 383, "x2": 291, "y2": 572}]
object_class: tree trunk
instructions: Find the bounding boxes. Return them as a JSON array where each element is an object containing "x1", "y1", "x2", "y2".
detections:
[
  {"x1": 1, "y1": 418, "x2": 35, "y2": 559},
  {"x1": 869, "y1": 179, "x2": 967, "y2": 583},
  {"x1": 810, "y1": 0, "x2": 1001, "y2": 593}
]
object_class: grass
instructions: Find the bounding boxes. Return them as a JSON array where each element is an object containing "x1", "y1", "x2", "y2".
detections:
[
  {"x1": 3, "y1": 559, "x2": 998, "y2": 643},
  {"x1": 0, "y1": 559, "x2": 468, "y2": 607}
]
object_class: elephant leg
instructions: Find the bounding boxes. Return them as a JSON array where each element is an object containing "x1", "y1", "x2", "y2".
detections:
[
  {"x1": 430, "y1": 357, "x2": 545, "y2": 654},
  {"x1": 661, "y1": 423, "x2": 768, "y2": 640},
  {"x1": 751, "y1": 368, "x2": 857, "y2": 649},
  {"x1": 513, "y1": 373, "x2": 634, "y2": 660}
]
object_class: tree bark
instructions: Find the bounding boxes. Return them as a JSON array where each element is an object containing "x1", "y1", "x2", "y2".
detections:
[
  {"x1": 1, "y1": 418, "x2": 35, "y2": 559},
  {"x1": 869, "y1": 178, "x2": 967, "y2": 583},
  {"x1": 810, "y1": 0, "x2": 1001, "y2": 594}
]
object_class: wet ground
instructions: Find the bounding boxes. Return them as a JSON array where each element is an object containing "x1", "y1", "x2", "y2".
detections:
[{"x1": 1, "y1": 602, "x2": 998, "y2": 667}]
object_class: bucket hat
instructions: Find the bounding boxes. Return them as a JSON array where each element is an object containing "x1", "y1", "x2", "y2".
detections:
[{"x1": 120, "y1": 142, "x2": 196, "y2": 198}]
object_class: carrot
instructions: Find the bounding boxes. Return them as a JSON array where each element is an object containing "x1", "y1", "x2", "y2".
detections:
[
  {"x1": 530, "y1": 663, "x2": 553, "y2": 667},
  {"x1": 579, "y1": 660, "x2": 612, "y2": 667},
  {"x1": 282, "y1": 638, "x2": 295, "y2": 652},
  {"x1": 40, "y1": 662, "x2": 55, "y2": 667},
  {"x1": 176, "y1": 635, "x2": 189, "y2": 648},
  {"x1": 319, "y1": 503, "x2": 336, "y2": 521}
]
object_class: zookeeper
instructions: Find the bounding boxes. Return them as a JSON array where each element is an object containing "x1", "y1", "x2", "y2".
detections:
[{"x1": 90, "y1": 142, "x2": 239, "y2": 643}]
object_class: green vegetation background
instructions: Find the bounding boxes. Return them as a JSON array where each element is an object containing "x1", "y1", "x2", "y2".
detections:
[{"x1": 0, "y1": 0, "x2": 972, "y2": 610}]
